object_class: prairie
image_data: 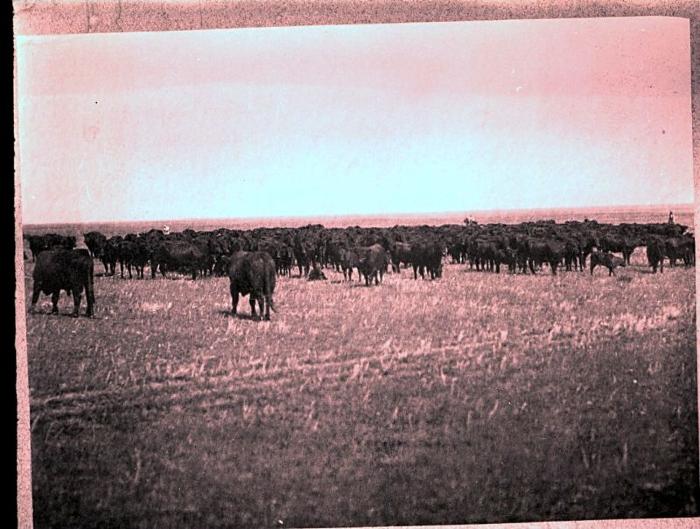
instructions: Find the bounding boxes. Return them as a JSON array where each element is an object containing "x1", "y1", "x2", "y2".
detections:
[{"x1": 21, "y1": 209, "x2": 699, "y2": 528}]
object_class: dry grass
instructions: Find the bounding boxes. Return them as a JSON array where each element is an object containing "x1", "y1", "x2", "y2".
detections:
[{"x1": 24, "y1": 249, "x2": 698, "y2": 528}]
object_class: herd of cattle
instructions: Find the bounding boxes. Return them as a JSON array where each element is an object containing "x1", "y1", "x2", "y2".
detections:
[{"x1": 24, "y1": 219, "x2": 696, "y2": 319}]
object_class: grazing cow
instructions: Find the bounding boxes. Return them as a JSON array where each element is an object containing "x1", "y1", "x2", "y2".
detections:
[
  {"x1": 590, "y1": 251, "x2": 626, "y2": 276},
  {"x1": 229, "y1": 251, "x2": 277, "y2": 320},
  {"x1": 30, "y1": 249, "x2": 95, "y2": 317}
]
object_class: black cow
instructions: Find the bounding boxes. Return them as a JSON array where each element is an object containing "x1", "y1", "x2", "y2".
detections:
[
  {"x1": 389, "y1": 242, "x2": 412, "y2": 273},
  {"x1": 338, "y1": 248, "x2": 360, "y2": 281},
  {"x1": 229, "y1": 251, "x2": 277, "y2": 320},
  {"x1": 590, "y1": 251, "x2": 626, "y2": 276},
  {"x1": 102, "y1": 236, "x2": 121, "y2": 276},
  {"x1": 152, "y1": 240, "x2": 206, "y2": 280},
  {"x1": 528, "y1": 239, "x2": 565, "y2": 275},
  {"x1": 84, "y1": 231, "x2": 107, "y2": 260},
  {"x1": 410, "y1": 241, "x2": 443, "y2": 279},
  {"x1": 25, "y1": 235, "x2": 47, "y2": 261},
  {"x1": 30, "y1": 249, "x2": 95, "y2": 317},
  {"x1": 118, "y1": 238, "x2": 150, "y2": 279},
  {"x1": 25, "y1": 233, "x2": 76, "y2": 261},
  {"x1": 356, "y1": 244, "x2": 390, "y2": 285},
  {"x1": 646, "y1": 237, "x2": 666, "y2": 273}
]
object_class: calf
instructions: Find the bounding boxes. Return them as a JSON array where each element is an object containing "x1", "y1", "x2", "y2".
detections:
[{"x1": 590, "y1": 251, "x2": 626, "y2": 276}]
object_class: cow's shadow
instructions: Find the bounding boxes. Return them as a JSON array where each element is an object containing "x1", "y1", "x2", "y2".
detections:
[
  {"x1": 215, "y1": 309, "x2": 264, "y2": 321},
  {"x1": 28, "y1": 310, "x2": 97, "y2": 319}
]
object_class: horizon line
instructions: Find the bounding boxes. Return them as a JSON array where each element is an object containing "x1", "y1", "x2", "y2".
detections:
[{"x1": 20, "y1": 202, "x2": 696, "y2": 228}]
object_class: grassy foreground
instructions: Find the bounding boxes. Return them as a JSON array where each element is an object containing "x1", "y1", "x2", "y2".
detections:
[{"x1": 24, "y1": 255, "x2": 698, "y2": 528}]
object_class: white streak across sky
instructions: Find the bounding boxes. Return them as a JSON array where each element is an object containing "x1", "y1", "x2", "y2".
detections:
[{"x1": 16, "y1": 17, "x2": 692, "y2": 223}]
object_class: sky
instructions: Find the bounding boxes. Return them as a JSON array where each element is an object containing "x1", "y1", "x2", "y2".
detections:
[{"x1": 16, "y1": 17, "x2": 693, "y2": 224}]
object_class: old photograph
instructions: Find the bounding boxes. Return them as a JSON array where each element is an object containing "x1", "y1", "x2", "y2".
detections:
[{"x1": 16, "y1": 12, "x2": 698, "y2": 529}]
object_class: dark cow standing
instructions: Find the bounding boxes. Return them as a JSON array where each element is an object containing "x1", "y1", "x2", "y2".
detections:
[
  {"x1": 410, "y1": 241, "x2": 444, "y2": 279},
  {"x1": 84, "y1": 231, "x2": 107, "y2": 260},
  {"x1": 152, "y1": 240, "x2": 206, "y2": 280},
  {"x1": 338, "y1": 248, "x2": 360, "y2": 281},
  {"x1": 229, "y1": 251, "x2": 277, "y2": 320},
  {"x1": 102, "y1": 236, "x2": 121, "y2": 276},
  {"x1": 646, "y1": 237, "x2": 666, "y2": 273},
  {"x1": 355, "y1": 244, "x2": 390, "y2": 286},
  {"x1": 30, "y1": 249, "x2": 95, "y2": 317},
  {"x1": 389, "y1": 242, "x2": 413, "y2": 273},
  {"x1": 590, "y1": 251, "x2": 626, "y2": 276}
]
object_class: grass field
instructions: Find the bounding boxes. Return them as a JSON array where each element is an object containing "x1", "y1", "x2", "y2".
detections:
[{"x1": 21, "y1": 213, "x2": 699, "y2": 528}]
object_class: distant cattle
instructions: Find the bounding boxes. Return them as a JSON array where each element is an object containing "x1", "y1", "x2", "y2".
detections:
[
  {"x1": 30, "y1": 249, "x2": 95, "y2": 317},
  {"x1": 590, "y1": 251, "x2": 626, "y2": 276},
  {"x1": 228, "y1": 251, "x2": 277, "y2": 320}
]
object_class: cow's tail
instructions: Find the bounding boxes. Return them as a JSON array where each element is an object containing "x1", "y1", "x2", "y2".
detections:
[
  {"x1": 86, "y1": 257, "x2": 96, "y2": 315},
  {"x1": 264, "y1": 271, "x2": 277, "y2": 313}
]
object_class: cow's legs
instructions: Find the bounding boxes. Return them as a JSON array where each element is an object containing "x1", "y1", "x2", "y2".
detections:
[
  {"x1": 230, "y1": 286, "x2": 239, "y2": 316},
  {"x1": 72, "y1": 289, "x2": 82, "y2": 317},
  {"x1": 51, "y1": 291, "x2": 60, "y2": 314},
  {"x1": 30, "y1": 286, "x2": 41, "y2": 313},
  {"x1": 260, "y1": 297, "x2": 269, "y2": 321},
  {"x1": 250, "y1": 297, "x2": 258, "y2": 319}
]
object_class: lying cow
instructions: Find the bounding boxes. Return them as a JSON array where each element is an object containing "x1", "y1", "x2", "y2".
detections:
[
  {"x1": 30, "y1": 249, "x2": 95, "y2": 317},
  {"x1": 307, "y1": 264, "x2": 327, "y2": 281},
  {"x1": 590, "y1": 250, "x2": 626, "y2": 276},
  {"x1": 228, "y1": 251, "x2": 276, "y2": 320}
]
